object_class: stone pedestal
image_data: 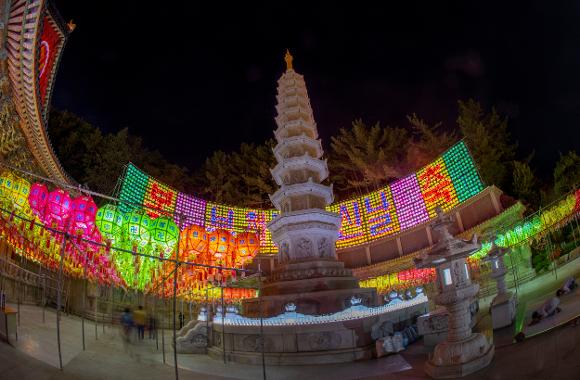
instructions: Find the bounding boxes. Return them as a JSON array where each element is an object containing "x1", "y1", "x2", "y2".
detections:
[
  {"x1": 490, "y1": 291, "x2": 516, "y2": 329},
  {"x1": 244, "y1": 258, "x2": 377, "y2": 317}
]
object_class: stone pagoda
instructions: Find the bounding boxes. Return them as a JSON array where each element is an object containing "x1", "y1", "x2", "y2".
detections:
[
  {"x1": 414, "y1": 207, "x2": 494, "y2": 378},
  {"x1": 244, "y1": 51, "x2": 376, "y2": 317}
]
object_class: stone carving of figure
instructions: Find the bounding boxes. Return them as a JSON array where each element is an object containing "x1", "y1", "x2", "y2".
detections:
[{"x1": 296, "y1": 238, "x2": 312, "y2": 258}]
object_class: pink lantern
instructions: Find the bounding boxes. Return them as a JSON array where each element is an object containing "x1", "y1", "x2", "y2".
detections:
[
  {"x1": 68, "y1": 195, "x2": 98, "y2": 237},
  {"x1": 28, "y1": 183, "x2": 49, "y2": 220},
  {"x1": 44, "y1": 188, "x2": 72, "y2": 230}
]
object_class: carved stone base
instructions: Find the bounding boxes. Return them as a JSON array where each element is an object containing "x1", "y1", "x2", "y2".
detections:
[
  {"x1": 490, "y1": 291, "x2": 516, "y2": 329},
  {"x1": 425, "y1": 333, "x2": 494, "y2": 379},
  {"x1": 175, "y1": 321, "x2": 212, "y2": 354},
  {"x1": 243, "y1": 287, "x2": 377, "y2": 317}
]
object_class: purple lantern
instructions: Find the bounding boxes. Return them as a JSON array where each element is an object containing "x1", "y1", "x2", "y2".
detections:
[{"x1": 28, "y1": 183, "x2": 49, "y2": 220}]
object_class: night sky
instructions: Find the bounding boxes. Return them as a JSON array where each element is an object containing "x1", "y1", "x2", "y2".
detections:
[{"x1": 52, "y1": 1, "x2": 580, "y2": 179}]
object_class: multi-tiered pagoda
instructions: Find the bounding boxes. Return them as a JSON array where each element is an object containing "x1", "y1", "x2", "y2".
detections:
[{"x1": 244, "y1": 51, "x2": 376, "y2": 317}]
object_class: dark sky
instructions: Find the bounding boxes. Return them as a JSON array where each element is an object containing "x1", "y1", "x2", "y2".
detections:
[{"x1": 51, "y1": 1, "x2": 580, "y2": 179}]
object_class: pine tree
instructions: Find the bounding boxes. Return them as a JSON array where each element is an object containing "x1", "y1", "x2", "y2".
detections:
[{"x1": 553, "y1": 151, "x2": 580, "y2": 196}]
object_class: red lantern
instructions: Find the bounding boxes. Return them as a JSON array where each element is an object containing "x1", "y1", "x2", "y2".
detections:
[
  {"x1": 44, "y1": 189, "x2": 72, "y2": 231},
  {"x1": 28, "y1": 183, "x2": 49, "y2": 220}
]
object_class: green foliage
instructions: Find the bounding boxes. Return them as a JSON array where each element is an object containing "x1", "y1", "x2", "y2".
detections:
[
  {"x1": 196, "y1": 141, "x2": 276, "y2": 207},
  {"x1": 328, "y1": 119, "x2": 409, "y2": 197},
  {"x1": 457, "y1": 99, "x2": 516, "y2": 188},
  {"x1": 553, "y1": 151, "x2": 580, "y2": 196},
  {"x1": 512, "y1": 160, "x2": 538, "y2": 208}
]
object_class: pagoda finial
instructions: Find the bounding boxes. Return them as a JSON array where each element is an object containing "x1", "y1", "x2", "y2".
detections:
[{"x1": 284, "y1": 49, "x2": 293, "y2": 71}]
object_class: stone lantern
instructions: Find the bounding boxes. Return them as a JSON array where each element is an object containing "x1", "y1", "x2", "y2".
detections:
[
  {"x1": 414, "y1": 207, "x2": 494, "y2": 378},
  {"x1": 483, "y1": 245, "x2": 516, "y2": 329}
]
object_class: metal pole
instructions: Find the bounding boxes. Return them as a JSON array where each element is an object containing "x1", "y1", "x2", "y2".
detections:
[
  {"x1": 258, "y1": 265, "x2": 266, "y2": 380},
  {"x1": 94, "y1": 284, "x2": 98, "y2": 340},
  {"x1": 220, "y1": 283, "x2": 226, "y2": 364},
  {"x1": 173, "y1": 259, "x2": 179, "y2": 380},
  {"x1": 56, "y1": 235, "x2": 66, "y2": 370},
  {"x1": 42, "y1": 275, "x2": 46, "y2": 324},
  {"x1": 155, "y1": 296, "x2": 159, "y2": 350},
  {"x1": 162, "y1": 299, "x2": 166, "y2": 364}
]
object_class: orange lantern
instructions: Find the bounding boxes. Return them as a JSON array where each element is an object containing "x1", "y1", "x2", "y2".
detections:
[
  {"x1": 208, "y1": 229, "x2": 233, "y2": 263},
  {"x1": 235, "y1": 232, "x2": 260, "y2": 266},
  {"x1": 184, "y1": 224, "x2": 208, "y2": 261}
]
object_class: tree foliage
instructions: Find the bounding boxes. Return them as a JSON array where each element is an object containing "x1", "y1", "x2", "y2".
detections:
[
  {"x1": 457, "y1": 99, "x2": 516, "y2": 188},
  {"x1": 512, "y1": 160, "x2": 538, "y2": 208},
  {"x1": 406, "y1": 113, "x2": 456, "y2": 170},
  {"x1": 553, "y1": 151, "x2": 580, "y2": 196},
  {"x1": 328, "y1": 119, "x2": 408, "y2": 197},
  {"x1": 48, "y1": 110, "x2": 192, "y2": 195}
]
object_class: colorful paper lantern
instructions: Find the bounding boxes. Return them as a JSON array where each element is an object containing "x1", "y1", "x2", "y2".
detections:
[
  {"x1": 183, "y1": 224, "x2": 208, "y2": 260},
  {"x1": 69, "y1": 195, "x2": 98, "y2": 236},
  {"x1": 95, "y1": 204, "x2": 125, "y2": 244},
  {"x1": 44, "y1": 188, "x2": 72, "y2": 229},
  {"x1": 235, "y1": 231, "x2": 260, "y2": 265},
  {"x1": 208, "y1": 229, "x2": 233, "y2": 262},
  {"x1": 123, "y1": 210, "x2": 151, "y2": 249},
  {"x1": 150, "y1": 216, "x2": 179, "y2": 256},
  {"x1": 28, "y1": 183, "x2": 49, "y2": 219},
  {"x1": 0, "y1": 171, "x2": 15, "y2": 205},
  {"x1": 10, "y1": 176, "x2": 32, "y2": 218}
]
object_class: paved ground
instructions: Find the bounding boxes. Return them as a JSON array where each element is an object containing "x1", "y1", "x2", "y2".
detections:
[{"x1": 1, "y1": 258, "x2": 580, "y2": 380}]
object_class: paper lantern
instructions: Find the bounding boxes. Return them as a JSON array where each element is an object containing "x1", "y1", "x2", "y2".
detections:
[
  {"x1": 95, "y1": 204, "x2": 125, "y2": 244},
  {"x1": 0, "y1": 171, "x2": 15, "y2": 205},
  {"x1": 208, "y1": 229, "x2": 233, "y2": 262},
  {"x1": 123, "y1": 210, "x2": 151, "y2": 249},
  {"x1": 183, "y1": 224, "x2": 208, "y2": 260},
  {"x1": 69, "y1": 195, "x2": 98, "y2": 236},
  {"x1": 150, "y1": 216, "x2": 179, "y2": 256},
  {"x1": 44, "y1": 188, "x2": 72, "y2": 229},
  {"x1": 235, "y1": 231, "x2": 260, "y2": 265},
  {"x1": 10, "y1": 176, "x2": 32, "y2": 218},
  {"x1": 28, "y1": 183, "x2": 49, "y2": 219}
]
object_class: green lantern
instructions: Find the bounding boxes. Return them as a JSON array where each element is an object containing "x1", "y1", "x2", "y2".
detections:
[
  {"x1": 95, "y1": 204, "x2": 125, "y2": 244},
  {"x1": 150, "y1": 216, "x2": 179, "y2": 257},
  {"x1": 123, "y1": 209, "x2": 151, "y2": 249}
]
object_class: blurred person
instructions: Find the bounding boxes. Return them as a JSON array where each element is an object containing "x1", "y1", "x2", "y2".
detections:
[
  {"x1": 134, "y1": 305, "x2": 147, "y2": 340},
  {"x1": 556, "y1": 277, "x2": 577, "y2": 297},
  {"x1": 530, "y1": 296, "x2": 561, "y2": 326},
  {"x1": 120, "y1": 308, "x2": 133, "y2": 346}
]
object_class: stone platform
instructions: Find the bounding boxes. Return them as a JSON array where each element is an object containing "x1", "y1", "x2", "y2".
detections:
[{"x1": 243, "y1": 258, "x2": 378, "y2": 317}]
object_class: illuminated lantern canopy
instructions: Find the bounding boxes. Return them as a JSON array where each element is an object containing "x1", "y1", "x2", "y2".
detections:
[
  {"x1": 183, "y1": 224, "x2": 208, "y2": 261},
  {"x1": 95, "y1": 204, "x2": 125, "y2": 244},
  {"x1": 44, "y1": 188, "x2": 72, "y2": 230},
  {"x1": 28, "y1": 183, "x2": 49, "y2": 220},
  {"x1": 208, "y1": 229, "x2": 233, "y2": 263},
  {"x1": 235, "y1": 232, "x2": 260, "y2": 266},
  {"x1": 150, "y1": 216, "x2": 179, "y2": 257},
  {"x1": 123, "y1": 210, "x2": 151, "y2": 249},
  {"x1": 11, "y1": 176, "x2": 33, "y2": 217},
  {"x1": 69, "y1": 195, "x2": 98, "y2": 237}
]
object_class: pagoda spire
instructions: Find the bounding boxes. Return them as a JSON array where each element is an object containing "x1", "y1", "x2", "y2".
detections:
[{"x1": 284, "y1": 49, "x2": 293, "y2": 71}]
